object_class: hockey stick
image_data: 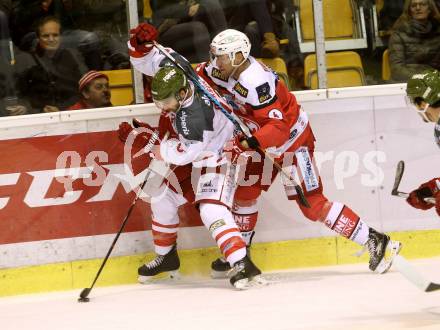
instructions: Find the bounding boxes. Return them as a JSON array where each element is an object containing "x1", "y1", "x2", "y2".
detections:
[
  {"x1": 78, "y1": 131, "x2": 167, "y2": 303},
  {"x1": 393, "y1": 255, "x2": 440, "y2": 292},
  {"x1": 391, "y1": 160, "x2": 436, "y2": 204},
  {"x1": 152, "y1": 41, "x2": 310, "y2": 208}
]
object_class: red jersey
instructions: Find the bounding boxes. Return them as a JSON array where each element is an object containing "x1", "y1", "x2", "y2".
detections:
[{"x1": 196, "y1": 57, "x2": 314, "y2": 157}]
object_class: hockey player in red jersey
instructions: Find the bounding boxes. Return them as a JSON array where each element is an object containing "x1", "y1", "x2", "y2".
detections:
[
  {"x1": 405, "y1": 70, "x2": 440, "y2": 216},
  {"x1": 195, "y1": 29, "x2": 402, "y2": 276},
  {"x1": 119, "y1": 23, "x2": 262, "y2": 289}
]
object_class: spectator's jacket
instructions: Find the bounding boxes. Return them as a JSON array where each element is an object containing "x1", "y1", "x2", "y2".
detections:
[
  {"x1": 67, "y1": 100, "x2": 113, "y2": 110},
  {"x1": 151, "y1": 0, "x2": 192, "y2": 31},
  {"x1": 16, "y1": 46, "x2": 86, "y2": 112},
  {"x1": 389, "y1": 18, "x2": 440, "y2": 81},
  {"x1": 197, "y1": 57, "x2": 314, "y2": 158}
]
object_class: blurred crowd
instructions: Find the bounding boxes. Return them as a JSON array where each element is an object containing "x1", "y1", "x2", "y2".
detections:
[{"x1": 1, "y1": 0, "x2": 440, "y2": 116}]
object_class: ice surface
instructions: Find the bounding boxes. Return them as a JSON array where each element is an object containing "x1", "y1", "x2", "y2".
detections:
[{"x1": 1, "y1": 258, "x2": 440, "y2": 330}]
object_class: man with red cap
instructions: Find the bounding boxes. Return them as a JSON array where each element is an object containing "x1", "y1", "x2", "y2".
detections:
[{"x1": 68, "y1": 70, "x2": 112, "y2": 110}]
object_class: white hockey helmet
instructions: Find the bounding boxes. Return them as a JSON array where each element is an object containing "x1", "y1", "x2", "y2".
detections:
[{"x1": 210, "y1": 29, "x2": 251, "y2": 66}]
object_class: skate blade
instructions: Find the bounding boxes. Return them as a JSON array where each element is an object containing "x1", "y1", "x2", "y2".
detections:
[
  {"x1": 210, "y1": 269, "x2": 230, "y2": 279},
  {"x1": 232, "y1": 275, "x2": 269, "y2": 290},
  {"x1": 375, "y1": 240, "x2": 402, "y2": 274},
  {"x1": 138, "y1": 270, "x2": 180, "y2": 284}
]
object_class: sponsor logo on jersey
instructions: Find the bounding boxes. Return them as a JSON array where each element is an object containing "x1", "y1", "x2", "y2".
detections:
[
  {"x1": 233, "y1": 82, "x2": 249, "y2": 98},
  {"x1": 200, "y1": 177, "x2": 218, "y2": 193},
  {"x1": 268, "y1": 109, "x2": 283, "y2": 120},
  {"x1": 179, "y1": 111, "x2": 190, "y2": 136},
  {"x1": 256, "y1": 82, "x2": 271, "y2": 103},
  {"x1": 211, "y1": 68, "x2": 228, "y2": 82},
  {"x1": 209, "y1": 219, "x2": 226, "y2": 233},
  {"x1": 202, "y1": 180, "x2": 214, "y2": 188},
  {"x1": 296, "y1": 147, "x2": 319, "y2": 192}
]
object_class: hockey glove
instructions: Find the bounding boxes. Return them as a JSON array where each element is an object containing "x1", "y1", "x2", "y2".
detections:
[
  {"x1": 118, "y1": 120, "x2": 158, "y2": 149},
  {"x1": 224, "y1": 135, "x2": 254, "y2": 164},
  {"x1": 406, "y1": 178, "x2": 440, "y2": 210},
  {"x1": 435, "y1": 193, "x2": 440, "y2": 217},
  {"x1": 129, "y1": 23, "x2": 158, "y2": 55}
]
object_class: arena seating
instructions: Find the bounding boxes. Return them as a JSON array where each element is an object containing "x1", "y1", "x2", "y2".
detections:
[{"x1": 304, "y1": 51, "x2": 366, "y2": 89}]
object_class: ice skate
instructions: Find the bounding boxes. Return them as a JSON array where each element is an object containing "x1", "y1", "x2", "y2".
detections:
[
  {"x1": 211, "y1": 247, "x2": 252, "y2": 279},
  {"x1": 229, "y1": 255, "x2": 264, "y2": 290},
  {"x1": 211, "y1": 257, "x2": 231, "y2": 279},
  {"x1": 138, "y1": 245, "x2": 180, "y2": 283},
  {"x1": 365, "y1": 228, "x2": 402, "y2": 274}
]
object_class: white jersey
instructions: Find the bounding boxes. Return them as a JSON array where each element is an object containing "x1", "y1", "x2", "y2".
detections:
[
  {"x1": 203, "y1": 56, "x2": 278, "y2": 109},
  {"x1": 129, "y1": 44, "x2": 235, "y2": 167}
]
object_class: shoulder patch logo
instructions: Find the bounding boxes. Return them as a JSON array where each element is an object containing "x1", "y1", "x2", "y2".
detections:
[
  {"x1": 268, "y1": 109, "x2": 283, "y2": 120},
  {"x1": 233, "y1": 82, "x2": 249, "y2": 98},
  {"x1": 211, "y1": 68, "x2": 228, "y2": 82},
  {"x1": 256, "y1": 82, "x2": 271, "y2": 103}
]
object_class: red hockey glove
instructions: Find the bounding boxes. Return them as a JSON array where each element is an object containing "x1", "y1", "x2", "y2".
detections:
[
  {"x1": 118, "y1": 120, "x2": 158, "y2": 149},
  {"x1": 406, "y1": 178, "x2": 440, "y2": 210},
  {"x1": 435, "y1": 193, "x2": 440, "y2": 216},
  {"x1": 129, "y1": 23, "x2": 158, "y2": 55},
  {"x1": 224, "y1": 135, "x2": 252, "y2": 164}
]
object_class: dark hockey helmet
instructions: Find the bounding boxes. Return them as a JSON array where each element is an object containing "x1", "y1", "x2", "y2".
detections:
[
  {"x1": 406, "y1": 69, "x2": 440, "y2": 106},
  {"x1": 151, "y1": 66, "x2": 188, "y2": 106}
]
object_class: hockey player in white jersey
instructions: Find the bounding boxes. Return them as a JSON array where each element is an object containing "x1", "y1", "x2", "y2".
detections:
[
  {"x1": 195, "y1": 29, "x2": 402, "y2": 276},
  {"x1": 405, "y1": 69, "x2": 440, "y2": 216},
  {"x1": 121, "y1": 23, "x2": 261, "y2": 289}
]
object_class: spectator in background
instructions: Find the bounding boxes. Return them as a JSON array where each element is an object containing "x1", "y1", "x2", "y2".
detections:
[
  {"x1": 68, "y1": 71, "x2": 112, "y2": 110},
  {"x1": 269, "y1": 0, "x2": 304, "y2": 89},
  {"x1": 10, "y1": 0, "x2": 102, "y2": 69},
  {"x1": 221, "y1": 0, "x2": 280, "y2": 58},
  {"x1": 0, "y1": 0, "x2": 10, "y2": 43},
  {"x1": 1, "y1": 0, "x2": 12, "y2": 100},
  {"x1": 389, "y1": 0, "x2": 440, "y2": 81},
  {"x1": 16, "y1": 16, "x2": 87, "y2": 112},
  {"x1": 0, "y1": 0, "x2": 30, "y2": 116},
  {"x1": 66, "y1": 0, "x2": 144, "y2": 69},
  {"x1": 151, "y1": 0, "x2": 227, "y2": 63},
  {"x1": 378, "y1": 0, "x2": 405, "y2": 34}
]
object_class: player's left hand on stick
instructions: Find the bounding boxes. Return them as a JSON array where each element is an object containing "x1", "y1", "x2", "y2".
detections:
[
  {"x1": 435, "y1": 193, "x2": 440, "y2": 216},
  {"x1": 224, "y1": 135, "x2": 252, "y2": 164},
  {"x1": 406, "y1": 182, "x2": 436, "y2": 210},
  {"x1": 118, "y1": 121, "x2": 158, "y2": 149},
  {"x1": 129, "y1": 23, "x2": 158, "y2": 55}
]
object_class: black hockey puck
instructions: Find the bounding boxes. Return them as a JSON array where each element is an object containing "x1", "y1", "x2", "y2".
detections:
[{"x1": 78, "y1": 296, "x2": 90, "y2": 303}]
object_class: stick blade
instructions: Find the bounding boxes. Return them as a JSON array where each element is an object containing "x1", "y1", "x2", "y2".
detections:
[
  {"x1": 78, "y1": 288, "x2": 91, "y2": 302},
  {"x1": 425, "y1": 282, "x2": 440, "y2": 292},
  {"x1": 391, "y1": 160, "x2": 405, "y2": 196},
  {"x1": 393, "y1": 255, "x2": 436, "y2": 292}
]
